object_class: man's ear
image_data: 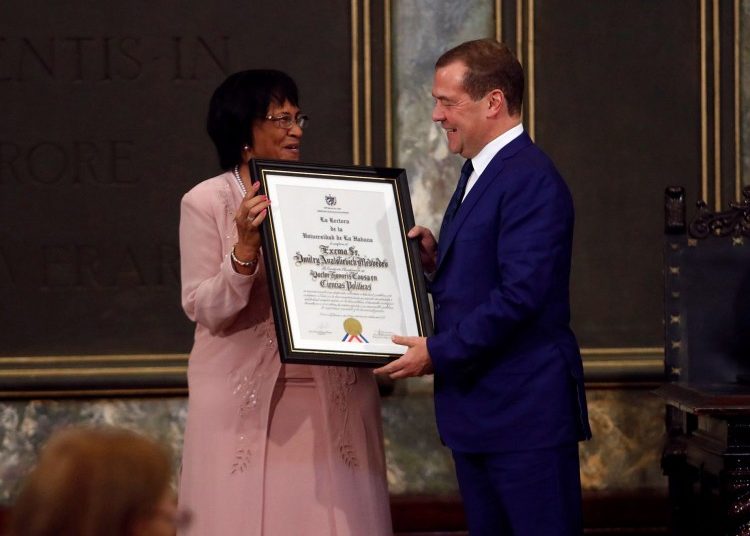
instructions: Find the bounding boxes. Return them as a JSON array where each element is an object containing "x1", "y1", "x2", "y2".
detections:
[{"x1": 487, "y1": 89, "x2": 505, "y2": 116}]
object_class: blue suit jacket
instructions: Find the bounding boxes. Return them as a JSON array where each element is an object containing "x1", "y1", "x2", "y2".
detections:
[{"x1": 426, "y1": 132, "x2": 591, "y2": 453}]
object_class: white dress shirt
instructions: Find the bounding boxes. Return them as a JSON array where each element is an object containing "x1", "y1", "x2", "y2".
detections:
[{"x1": 462, "y1": 123, "x2": 525, "y2": 201}]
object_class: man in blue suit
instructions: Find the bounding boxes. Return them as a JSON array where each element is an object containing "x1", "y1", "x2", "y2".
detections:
[{"x1": 375, "y1": 38, "x2": 591, "y2": 535}]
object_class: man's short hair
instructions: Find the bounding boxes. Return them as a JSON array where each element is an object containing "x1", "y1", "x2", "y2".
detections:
[{"x1": 436, "y1": 38, "x2": 524, "y2": 116}]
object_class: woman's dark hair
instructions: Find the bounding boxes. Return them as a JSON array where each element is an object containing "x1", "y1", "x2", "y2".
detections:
[{"x1": 207, "y1": 69, "x2": 299, "y2": 170}]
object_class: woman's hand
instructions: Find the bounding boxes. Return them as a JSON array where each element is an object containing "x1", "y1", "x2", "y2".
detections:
[{"x1": 233, "y1": 181, "x2": 270, "y2": 271}]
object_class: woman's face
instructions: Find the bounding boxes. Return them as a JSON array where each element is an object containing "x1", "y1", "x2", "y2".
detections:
[{"x1": 249, "y1": 99, "x2": 303, "y2": 161}]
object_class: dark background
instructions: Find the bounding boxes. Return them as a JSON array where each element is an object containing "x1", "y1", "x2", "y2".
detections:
[
  {"x1": 533, "y1": 0, "x2": 702, "y2": 347},
  {"x1": 0, "y1": 0, "x2": 739, "y2": 378},
  {"x1": 0, "y1": 0, "x2": 354, "y2": 355}
]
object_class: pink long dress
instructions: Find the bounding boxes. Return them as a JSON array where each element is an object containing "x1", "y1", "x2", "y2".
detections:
[{"x1": 177, "y1": 172, "x2": 393, "y2": 536}]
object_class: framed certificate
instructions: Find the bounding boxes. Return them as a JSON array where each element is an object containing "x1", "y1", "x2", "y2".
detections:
[{"x1": 251, "y1": 159, "x2": 433, "y2": 367}]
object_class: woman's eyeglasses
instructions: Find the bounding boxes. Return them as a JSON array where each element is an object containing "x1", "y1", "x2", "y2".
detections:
[{"x1": 264, "y1": 113, "x2": 309, "y2": 129}]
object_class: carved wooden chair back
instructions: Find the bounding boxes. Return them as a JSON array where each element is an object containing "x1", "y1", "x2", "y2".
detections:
[{"x1": 663, "y1": 186, "x2": 750, "y2": 384}]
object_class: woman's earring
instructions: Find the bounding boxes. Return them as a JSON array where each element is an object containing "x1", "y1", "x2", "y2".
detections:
[{"x1": 243, "y1": 145, "x2": 250, "y2": 152}]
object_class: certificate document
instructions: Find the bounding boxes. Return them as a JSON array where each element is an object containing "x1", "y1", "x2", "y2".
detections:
[{"x1": 252, "y1": 159, "x2": 432, "y2": 367}]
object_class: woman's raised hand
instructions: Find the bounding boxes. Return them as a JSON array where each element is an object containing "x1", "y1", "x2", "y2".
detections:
[{"x1": 233, "y1": 181, "x2": 270, "y2": 266}]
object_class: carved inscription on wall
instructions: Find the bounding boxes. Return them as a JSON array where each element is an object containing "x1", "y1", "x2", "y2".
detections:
[
  {"x1": 0, "y1": 36, "x2": 230, "y2": 82},
  {"x1": 1, "y1": 0, "x2": 354, "y2": 358},
  {"x1": 1, "y1": 140, "x2": 138, "y2": 185},
  {"x1": 0, "y1": 31, "x2": 224, "y2": 354}
]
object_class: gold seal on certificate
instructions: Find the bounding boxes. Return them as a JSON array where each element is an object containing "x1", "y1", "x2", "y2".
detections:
[
  {"x1": 252, "y1": 159, "x2": 433, "y2": 367},
  {"x1": 343, "y1": 318, "x2": 366, "y2": 343}
]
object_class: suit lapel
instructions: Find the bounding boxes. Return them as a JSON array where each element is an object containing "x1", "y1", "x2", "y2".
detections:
[{"x1": 436, "y1": 132, "x2": 532, "y2": 271}]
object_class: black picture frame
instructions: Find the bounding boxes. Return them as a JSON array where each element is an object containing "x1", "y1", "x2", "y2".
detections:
[{"x1": 251, "y1": 159, "x2": 433, "y2": 367}]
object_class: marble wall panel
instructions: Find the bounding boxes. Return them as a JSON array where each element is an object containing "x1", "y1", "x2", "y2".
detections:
[
  {"x1": 0, "y1": 398, "x2": 186, "y2": 503},
  {"x1": 0, "y1": 386, "x2": 666, "y2": 504},
  {"x1": 580, "y1": 389, "x2": 666, "y2": 490},
  {"x1": 393, "y1": 0, "x2": 493, "y2": 234}
]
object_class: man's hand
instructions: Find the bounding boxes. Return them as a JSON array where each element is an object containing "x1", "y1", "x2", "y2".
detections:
[
  {"x1": 408, "y1": 226, "x2": 438, "y2": 274},
  {"x1": 374, "y1": 335, "x2": 433, "y2": 379}
]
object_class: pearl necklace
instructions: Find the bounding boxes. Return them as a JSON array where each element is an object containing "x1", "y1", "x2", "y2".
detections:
[{"x1": 232, "y1": 165, "x2": 247, "y2": 197}]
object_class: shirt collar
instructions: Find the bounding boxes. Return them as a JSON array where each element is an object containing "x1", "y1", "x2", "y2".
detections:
[{"x1": 470, "y1": 123, "x2": 525, "y2": 178}]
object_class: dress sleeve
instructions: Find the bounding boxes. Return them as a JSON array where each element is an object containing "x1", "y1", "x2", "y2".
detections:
[{"x1": 179, "y1": 187, "x2": 258, "y2": 335}]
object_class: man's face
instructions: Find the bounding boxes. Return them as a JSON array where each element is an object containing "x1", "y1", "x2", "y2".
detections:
[{"x1": 431, "y1": 61, "x2": 488, "y2": 159}]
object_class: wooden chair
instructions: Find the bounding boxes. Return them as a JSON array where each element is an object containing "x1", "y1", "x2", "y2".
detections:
[{"x1": 658, "y1": 185, "x2": 750, "y2": 535}]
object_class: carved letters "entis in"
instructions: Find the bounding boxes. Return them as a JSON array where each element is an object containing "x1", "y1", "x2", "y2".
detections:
[{"x1": 0, "y1": 35, "x2": 230, "y2": 82}]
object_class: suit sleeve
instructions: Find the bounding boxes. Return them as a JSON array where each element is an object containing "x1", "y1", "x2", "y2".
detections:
[
  {"x1": 427, "y1": 167, "x2": 573, "y2": 375},
  {"x1": 179, "y1": 188, "x2": 259, "y2": 335}
]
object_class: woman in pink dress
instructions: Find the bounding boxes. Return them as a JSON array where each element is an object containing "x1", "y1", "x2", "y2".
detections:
[{"x1": 177, "y1": 70, "x2": 393, "y2": 535}]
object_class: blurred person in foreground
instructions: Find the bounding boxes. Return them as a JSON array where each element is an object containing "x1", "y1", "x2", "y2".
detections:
[
  {"x1": 9, "y1": 426, "x2": 182, "y2": 536},
  {"x1": 177, "y1": 69, "x2": 391, "y2": 535},
  {"x1": 375, "y1": 39, "x2": 591, "y2": 535}
]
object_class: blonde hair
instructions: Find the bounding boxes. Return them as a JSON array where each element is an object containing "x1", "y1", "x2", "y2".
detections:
[{"x1": 10, "y1": 427, "x2": 172, "y2": 536}]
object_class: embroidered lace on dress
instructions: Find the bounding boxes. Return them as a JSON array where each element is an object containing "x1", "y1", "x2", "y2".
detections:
[
  {"x1": 327, "y1": 366, "x2": 359, "y2": 468},
  {"x1": 231, "y1": 373, "x2": 260, "y2": 474}
]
